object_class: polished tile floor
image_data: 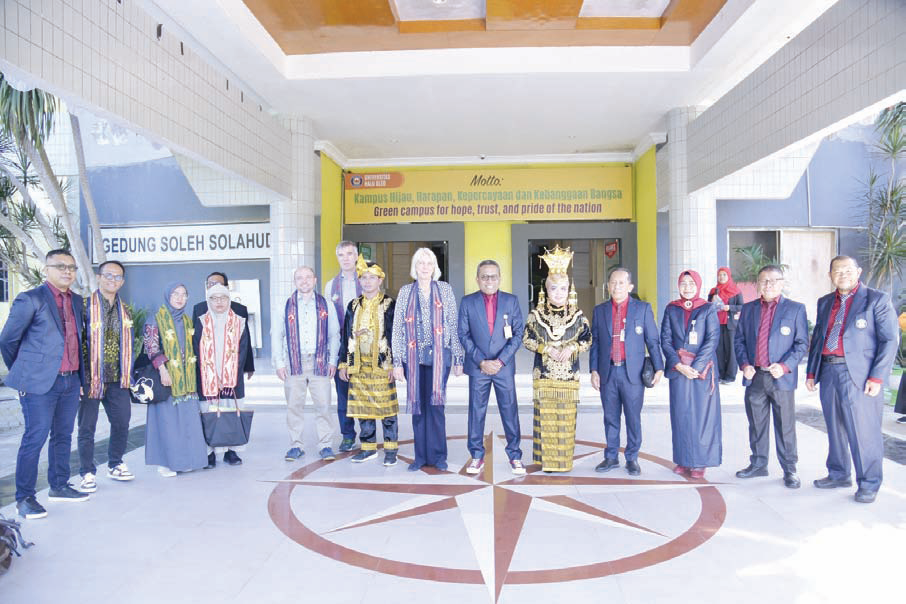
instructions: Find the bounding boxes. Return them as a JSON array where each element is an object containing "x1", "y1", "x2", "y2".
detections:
[{"x1": 2, "y1": 372, "x2": 904, "y2": 604}]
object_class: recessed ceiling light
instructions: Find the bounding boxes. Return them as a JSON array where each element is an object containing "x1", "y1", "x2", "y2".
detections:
[{"x1": 433, "y1": 0, "x2": 447, "y2": 4}]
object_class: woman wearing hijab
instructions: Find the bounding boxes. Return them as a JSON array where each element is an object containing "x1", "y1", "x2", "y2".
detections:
[
  {"x1": 142, "y1": 283, "x2": 208, "y2": 476},
  {"x1": 522, "y1": 245, "x2": 592, "y2": 472},
  {"x1": 661, "y1": 270, "x2": 722, "y2": 479},
  {"x1": 707, "y1": 267, "x2": 744, "y2": 383},
  {"x1": 392, "y1": 247, "x2": 463, "y2": 472}
]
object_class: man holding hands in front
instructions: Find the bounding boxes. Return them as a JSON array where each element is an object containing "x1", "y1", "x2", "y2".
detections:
[{"x1": 590, "y1": 267, "x2": 663, "y2": 476}]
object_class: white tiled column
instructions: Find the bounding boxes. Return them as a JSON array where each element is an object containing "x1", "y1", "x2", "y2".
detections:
[
  {"x1": 665, "y1": 107, "x2": 717, "y2": 285},
  {"x1": 269, "y1": 116, "x2": 318, "y2": 357}
]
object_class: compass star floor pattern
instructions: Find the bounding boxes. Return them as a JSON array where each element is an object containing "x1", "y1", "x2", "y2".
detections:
[{"x1": 2, "y1": 394, "x2": 905, "y2": 604}]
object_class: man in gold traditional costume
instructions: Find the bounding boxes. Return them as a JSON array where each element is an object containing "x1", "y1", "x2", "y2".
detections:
[
  {"x1": 337, "y1": 257, "x2": 399, "y2": 467},
  {"x1": 522, "y1": 245, "x2": 592, "y2": 472}
]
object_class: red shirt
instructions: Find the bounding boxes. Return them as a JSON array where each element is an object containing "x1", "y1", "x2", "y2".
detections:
[
  {"x1": 821, "y1": 283, "x2": 860, "y2": 356},
  {"x1": 46, "y1": 282, "x2": 80, "y2": 372},
  {"x1": 611, "y1": 298, "x2": 628, "y2": 363}
]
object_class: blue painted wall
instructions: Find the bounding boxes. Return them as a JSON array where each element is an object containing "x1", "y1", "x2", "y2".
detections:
[{"x1": 80, "y1": 157, "x2": 272, "y2": 358}]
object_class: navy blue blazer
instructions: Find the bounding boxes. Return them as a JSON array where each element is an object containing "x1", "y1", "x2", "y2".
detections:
[
  {"x1": 457, "y1": 290, "x2": 524, "y2": 378},
  {"x1": 733, "y1": 297, "x2": 809, "y2": 391},
  {"x1": 0, "y1": 283, "x2": 85, "y2": 394},
  {"x1": 806, "y1": 284, "x2": 899, "y2": 389},
  {"x1": 589, "y1": 297, "x2": 664, "y2": 385}
]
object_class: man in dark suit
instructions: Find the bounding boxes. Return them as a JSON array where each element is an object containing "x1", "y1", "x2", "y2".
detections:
[
  {"x1": 458, "y1": 260, "x2": 526, "y2": 475},
  {"x1": 733, "y1": 265, "x2": 809, "y2": 489},
  {"x1": 0, "y1": 249, "x2": 90, "y2": 519},
  {"x1": 191, "y1": 271, "x2": 254, "y2": 381},
  {"x1": 806, "y1": 256, "x2": 899, "y2": 503},
  {"x1": 590, "y1": 267, "x2": 663, "y2": 475}
]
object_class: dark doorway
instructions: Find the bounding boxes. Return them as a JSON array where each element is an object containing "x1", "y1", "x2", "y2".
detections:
[{"x1": 356, "y1": 241, "x2": 448, "y2": 299}]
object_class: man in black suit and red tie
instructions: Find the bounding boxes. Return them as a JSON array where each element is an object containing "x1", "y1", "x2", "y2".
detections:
[
  {"x1": 733, "y1": 265, "x2": 809, "y2": 489},
  {"x1": 806, "y1": 256, "x2": 899, "y2": 503}
]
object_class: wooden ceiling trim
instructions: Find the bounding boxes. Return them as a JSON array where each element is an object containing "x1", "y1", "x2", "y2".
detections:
[
  {"x1": 398, "y1": 19, "x2": 487, "y2": 34},
  {"x1": 576, "y1": 17, "x2": 663, "y2": 31}
]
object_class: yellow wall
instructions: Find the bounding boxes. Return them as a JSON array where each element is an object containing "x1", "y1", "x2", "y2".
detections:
[
  {"x1": 320, "y1": 155, "x2": 344, "y2": 280},
  {"x1": 464, "y1": 221, "x2": 514, "y2": 294},
  {"x1": 633, "y1": 147, "x2": 658, "y2": 315}
]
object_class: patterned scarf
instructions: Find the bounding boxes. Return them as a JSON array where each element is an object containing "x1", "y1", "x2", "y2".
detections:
[
  {"x1": 87, "y1": 291, "x2": 133, "y2": 399},
  {"x1": 285, "y1": 292, "x2": 330, "y2": 376},
  {"x1": 330, "y1": 273, "x2": 361, "y2": 326},
  {"x1": 155, "y1": 305, "x2": 196, "y2": 398},
  {"x1": 199, "y1": 309, "x2": 242, "y2": 398},
  {"x1": 404, "y1": 281, "x2": 445, "y2": 414}
]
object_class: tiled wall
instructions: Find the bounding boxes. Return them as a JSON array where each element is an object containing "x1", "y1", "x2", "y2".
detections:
[
  {"x1": 688, "y1": 0, "x2": 906, "y2": 193},
  {"x1": 0, "y1": 0, "x2": 292, "y2": 198}
]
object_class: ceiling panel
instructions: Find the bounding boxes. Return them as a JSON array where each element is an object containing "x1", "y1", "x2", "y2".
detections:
[
  {"x1": 392, "y1": 0, "x2": 486, "y2": 21},
  {"x1": 579, "y1": 0, "x2": 672, "y2": 18}
]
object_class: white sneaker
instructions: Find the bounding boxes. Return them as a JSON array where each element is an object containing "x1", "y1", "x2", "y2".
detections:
[
  {"x1": 78, "y1": 472, "x2": 97, "y2": 493},
  {"x1": 108, "y1": 463, "x2": 135, "y2": 481},
  {"x1": 157, "y1": 467, "x2": 177, "y2": 477}
]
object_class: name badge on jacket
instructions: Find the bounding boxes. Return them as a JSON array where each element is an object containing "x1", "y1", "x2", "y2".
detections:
[
  {"x1": 688, "y1": 320, "x2": 698, "y2": 346},
  {"x1": 503, "y1": 314, "x2": 513, "y2": 339}
]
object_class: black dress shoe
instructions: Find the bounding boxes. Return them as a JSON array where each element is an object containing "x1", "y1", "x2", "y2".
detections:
[
  {"x1": 813, "y1": 476, "x2": 852, "y2": 489},
  {"x1": 735, "y1": 464, "x2": 768, "y2": 479},
  {"x1": 224, "y1": 450, "x2": 243, "y2": 466},
  {"x1": 625, "y1": 460, "x2": 641, "y2": 476},
  {"x1": 204, "y1": 452, "x2": 216, "y2": 469},
  {"x1": 854, "y1": 488, "x2": 877, "y2": 503},
  {"x1": 783, "y1": 472, "x2": 801, "y2": 489},
  {"x1": 595, "y1": 458, "x2": 620, "y2": 472}
]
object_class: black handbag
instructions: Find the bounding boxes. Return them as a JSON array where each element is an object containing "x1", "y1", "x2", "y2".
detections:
[
  {"x1": 129, "y1": 363, "x2": 171, "y2": 404},
  {"x1": 201, "y1": 400, "x2": 254, "y2": 448},
  {"x1": 641, "y1": 356, "x2": 656, "y2": 388}
]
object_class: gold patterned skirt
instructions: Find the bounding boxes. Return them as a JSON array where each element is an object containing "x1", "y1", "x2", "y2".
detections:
[
  {"x1": 532, "y1": 378, "x2": 580, "y2": 472},
  {"x1": 348, "y1": 365, "x2": 399, "y2": 420}
]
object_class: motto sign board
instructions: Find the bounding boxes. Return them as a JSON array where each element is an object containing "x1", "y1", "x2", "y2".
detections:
[
  {"x1": 343, "y1": 166, "x2": 632, "y2": 224},
  {"x1": 95, "y1": 223, "x2": 272, "y2": 263}
]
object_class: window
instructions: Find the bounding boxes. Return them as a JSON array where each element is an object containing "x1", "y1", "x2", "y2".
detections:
[{"x1": 0, "y1": 262, "x2": 8, "y2": 302}]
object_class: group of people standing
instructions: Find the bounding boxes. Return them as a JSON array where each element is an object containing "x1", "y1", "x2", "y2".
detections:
[
  {"x1": 1, "y1": 250, "x2": 256, "y2": 519},
  {"x1": 1, "y1": 244, "x2": 898, "y2": 520}
]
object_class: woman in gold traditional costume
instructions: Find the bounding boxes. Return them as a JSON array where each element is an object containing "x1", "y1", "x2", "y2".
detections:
[{"x1": 522, "y1": 245, "x2": 592, "y2": 472}]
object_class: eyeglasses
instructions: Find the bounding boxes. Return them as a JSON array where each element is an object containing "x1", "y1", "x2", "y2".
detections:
[
  {"x1": 209, "y1": 295, "x2": 230, "y2": 302},
  {"x1": 100, "y1": 272, "x2": 124, "y2": 282},
  {"x1": 478, "y1": 274, "x2": 500, "y2": 281},
  {"x1": 47, "y1": 263, "x2": 77, "y2": 273},
  {"x1": 757, "y1": 278, "x2": 783, "y2": 286}
]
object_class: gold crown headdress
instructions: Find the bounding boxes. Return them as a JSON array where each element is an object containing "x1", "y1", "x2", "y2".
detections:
[
  {"x1": 540, "y1": 244, "x2": 573, "y2": 275},
  {"x1": 355, "y1": 254, "x2": 385, "y2": 279},
  {"x1": 537, "y1": 245, "x2": 578, "y2": 312}
]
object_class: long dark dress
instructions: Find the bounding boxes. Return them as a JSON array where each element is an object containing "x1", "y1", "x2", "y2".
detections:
[
  {"x1": 661, "y1": 303, "x2": 722, "y2": 468},
  {"x1": 707, "y1": 291, "x2": 744, "y2": 381},
  {"x1": 142, "y1": 313, "x2": 208, "y2": 471}
]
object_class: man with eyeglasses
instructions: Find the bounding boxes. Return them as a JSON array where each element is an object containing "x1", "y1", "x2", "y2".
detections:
[
  {"x1": 76, "y1": 260, "x2": 136, "y2": 493},
  {"x1": 0, "y1": 249, "x2": 89, "y2": 518},
  {"x1": 733, "y1": 265, "x2": 808, "y2": 489},
  {"x1": 192, "y1": 271, "x2": 254, "y2": 384},
  {"x1": 805, "y1": 256, "x2": 898, "y2": 504},
  {"x1": 457, "y1": 260, "x2": 526, "y2": 475}
]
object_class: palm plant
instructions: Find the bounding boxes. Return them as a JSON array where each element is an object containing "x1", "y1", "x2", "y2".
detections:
[
  {"x1": 860, "y1": 102, "x2": 905, "y2": 296},
  {"x1": 0, "y1": 72, "x2": 106, "y2": 293},
  {"x1": 732, "y1": 244, "x2": 787, "y2": 282}
]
